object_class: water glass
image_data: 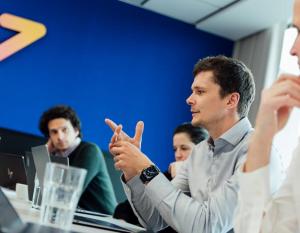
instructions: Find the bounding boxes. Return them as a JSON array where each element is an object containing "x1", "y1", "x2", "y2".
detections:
[
  {"x1": 32, "y1": 174, "x2": 41, "y2": 209},
  {"x1": 39, "y1": 162, "x2": 87, "y2": 230}
]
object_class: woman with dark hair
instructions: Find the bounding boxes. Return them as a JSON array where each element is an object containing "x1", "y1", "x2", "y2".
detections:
[
  {"x1": 113, "y1": 123, "x2": 208, "y2": 232},
  {"x1": 168, "y1": 123, "x2": 208, "y2": 179}
]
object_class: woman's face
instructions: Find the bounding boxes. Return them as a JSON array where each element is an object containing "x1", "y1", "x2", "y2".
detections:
[{"x1": 173, "y1": 132, "x2": 195, "y2": 161}]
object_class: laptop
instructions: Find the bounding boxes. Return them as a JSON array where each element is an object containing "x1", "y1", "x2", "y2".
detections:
[
  {"x1": 0, "y1": 152, "x2": 27, "y2": 190},
  {"x1": 73, "y1": 215, "x2": 148, "y2": 233},
  {"x1": 25, "y1": 150, "x2": 69, "y2": 201},
  {"x1": 31, "y1": 145, "x2": 70, "y2": 189},
  {"x1": 24, "y1": 151, "x2": 36, "y2": 201},
  {"x1": 0, "y1": 188, "x2": 80, "y2": 233},
  {"x1": 31, "y1": 145, "x2": 51, "y2": 191}
]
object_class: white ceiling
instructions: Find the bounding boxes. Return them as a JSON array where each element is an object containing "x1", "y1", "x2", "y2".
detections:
[{"x1": 119, "y1": 0, "x2": 294, "y2": 41}]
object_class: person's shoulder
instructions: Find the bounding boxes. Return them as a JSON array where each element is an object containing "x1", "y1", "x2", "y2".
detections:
[
  {"x1": 194, "y1": 139, "x2": 207, "y2": 151},
  {"x1": 79, "y1": 141, "x2": 100, "y2": 150},
  {"x1": 77, "y1": 141, "x2": 103, "y2": 157},
  {"x1": 188, "y1": 140, "x2": 208, "y2": 161}
]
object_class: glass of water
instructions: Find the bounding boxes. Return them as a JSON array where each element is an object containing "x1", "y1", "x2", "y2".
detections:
[
  {"x1": 39, "y1": 162, "x2": 87, "y2": 230},
  {"x1": 31, "y1": 174, "x2": 41, "y2": 209}
]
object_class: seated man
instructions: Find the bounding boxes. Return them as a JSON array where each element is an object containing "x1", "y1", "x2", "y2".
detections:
[
  {"x1": 39, "y1": 105, "x2": 117, "y2": 214},
  {"x1": 234, "y1": 0, "x2": 300, "y2": 232},
  {"x1": 113, "y1": 122, "x2": 208, "y2": 231},
  {"x1": 106, "y1": 56, "x2": 282, "y2": 233}
]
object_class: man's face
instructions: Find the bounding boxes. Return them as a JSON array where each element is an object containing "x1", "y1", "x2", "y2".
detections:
[
  {"x1": 291, "y1": 0, "x2": 300, "y2": 68},
  {"x1": 186, "y1": 71, "x2": 231, "y2": 129},
  {"x1": 48, "y1": 118, "x2": 79, "y2": 152}
]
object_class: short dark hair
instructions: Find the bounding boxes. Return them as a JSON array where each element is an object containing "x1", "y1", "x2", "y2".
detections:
[
  {"x1": 173, "y1": 122, "x2": 208, "y2": 145},
  {"x1": 193, "y1": 55, "x2": 255, "y2": 118},
  {"x1": 39, "y1": 105, "x2": 82, "y2": 138}
]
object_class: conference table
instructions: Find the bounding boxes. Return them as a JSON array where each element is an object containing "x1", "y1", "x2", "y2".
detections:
[{"x1": 2, "y1": 187, "x2": 145, "y2": 233}]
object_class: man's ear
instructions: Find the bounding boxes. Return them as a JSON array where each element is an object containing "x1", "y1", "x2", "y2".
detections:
[
  {"x1": 226, "y1": 92, "x2": 240, "y2": 109},
  {"x1": 74, "y1": 128, "x2": 80, "y2": 137}
]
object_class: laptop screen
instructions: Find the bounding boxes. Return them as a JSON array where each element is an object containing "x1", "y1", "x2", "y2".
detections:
[
  {"x1": 0, "y1": 153, "x2": 27, "y2": 190},
  {"x1": 31, "y1": 145, "x2": 51, "y2": 190}
]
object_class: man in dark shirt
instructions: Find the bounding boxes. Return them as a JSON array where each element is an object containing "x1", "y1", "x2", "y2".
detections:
[{"x1": 39, "y1": 105, "x2": 117, "y2": 214}]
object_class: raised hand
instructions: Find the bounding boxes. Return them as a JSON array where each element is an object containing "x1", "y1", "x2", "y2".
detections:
[
  {"x1": 110, "y1": 140, "x2": 152, "y2": 181},
  {"x1": 105, "y1": 118, "x2": 144, "y2": 149},
  {"x1": 255, "y1": 74, "x2": 300, "y2": 138},
  {"x1": 245, "y1": 74, "x2": 300, "y2": 172}
]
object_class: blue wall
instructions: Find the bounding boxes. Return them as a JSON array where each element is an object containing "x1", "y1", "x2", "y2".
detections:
[{"x1": 0, "y1": 0, "x2": 233, "y2": 170}]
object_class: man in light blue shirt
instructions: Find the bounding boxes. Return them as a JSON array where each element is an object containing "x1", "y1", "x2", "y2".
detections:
[{"x1": 105, "y1": 55, "x2": 282, "y2": 233}]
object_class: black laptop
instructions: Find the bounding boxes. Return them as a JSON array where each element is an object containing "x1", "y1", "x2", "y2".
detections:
[
  {"x1": 0, "y1": 188, "x2": 79, "y2": 233},
  {"x1": 0, "y1": 152, "x2": 27, "y2": 190}
]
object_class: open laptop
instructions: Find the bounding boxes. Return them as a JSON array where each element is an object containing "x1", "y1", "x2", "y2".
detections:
[
  {"x1": 31, "y1": 145, "x2": 70, "y2": 206},
  {"x1": 31, "y1": 145, "x2": 51, "y2": 191},
  {"x1": 31, "y1": 145, "x2": 69, "y2": 189},
  {"x1": 25, "y1": 150, "x2": 69, "y2": 201},
  {"x1": 0, "y1": 188, "x2": 80, "y2": 233},
  {"x1": 24, "y1": 151, "x2": 36, "y2": 201},
  {"x1": 0, "y1": 152, "x2": 27, "y2": 190}
]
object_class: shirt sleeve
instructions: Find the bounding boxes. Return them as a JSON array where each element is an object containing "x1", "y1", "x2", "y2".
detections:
[
  {"x1": 124, "y1": 164, "x2": 244, "y2": 233},
  {"x1": 123, "y1": 174, "x2": 170, "y2": 231},
  {"x1": 234, "y1": 143, "x2": 300, "y2": 233},
  {"x1": 233, "y1": 166, "x2": 270, "y2": 233},
  {"x1": 171, "y1": 158, "x2": 190, "y2": 192}
]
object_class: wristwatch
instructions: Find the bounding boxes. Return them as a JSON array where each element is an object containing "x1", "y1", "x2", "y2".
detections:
[{"x1": 140, "y1": 165, "x2": 160, "y2": 184}]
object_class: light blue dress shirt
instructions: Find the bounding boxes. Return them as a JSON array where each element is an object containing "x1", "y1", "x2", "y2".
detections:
[{"x1": 123, "y1": 118, "x2": 282, "y2": 233}]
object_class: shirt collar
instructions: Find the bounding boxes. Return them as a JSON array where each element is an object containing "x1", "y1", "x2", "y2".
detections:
[
  {"x1": 54, "y1": 137, "x2": 81, "y2": 157},
  {"x1": 218, "y1": 117, "x2": 253, "y2": 146}
]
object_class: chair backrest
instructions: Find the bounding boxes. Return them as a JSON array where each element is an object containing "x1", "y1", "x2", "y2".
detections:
[{"x1": 102, "y1": 151, "x2": 127, "y2": 203}]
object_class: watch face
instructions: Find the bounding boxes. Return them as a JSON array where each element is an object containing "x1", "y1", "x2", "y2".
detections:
[
  {"x1": 145, "y1": 166, "x2": 159, "y2": 178},
  {"x1": 140, "y1": 165, "x2": 160, "y2": 183}
]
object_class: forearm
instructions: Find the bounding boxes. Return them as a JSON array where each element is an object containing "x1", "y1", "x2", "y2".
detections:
[
  {"x1": 244, "y1": 129, "x2": 273, "y2": 172},
  {"x1": 145, "y1": 174, "x2": 237, "y2": 233},
  {"x1": 123, "y1": 175, "x2": 168, "y2": 231}
]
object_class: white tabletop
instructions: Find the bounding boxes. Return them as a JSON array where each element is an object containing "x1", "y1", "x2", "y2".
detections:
[{"x1": 2, "y1": 188, "x2": 145, "y2": 233}]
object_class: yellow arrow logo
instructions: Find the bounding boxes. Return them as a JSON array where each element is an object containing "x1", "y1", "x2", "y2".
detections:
[{"x1": 0, "y1": 13, "x2": 46, "y2": 61}]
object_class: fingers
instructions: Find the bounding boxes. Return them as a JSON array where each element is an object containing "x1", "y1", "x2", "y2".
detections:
[
  {"x1": 134, "y1": 121, "x2": 144, "y2": 144},
  {"x1": 271, "y1": 79, "x2": 300, "y2": 101},
  {"x1": 105, "y1": 118, "x2": 118, "y2": 132},
  {"x1": 109, "y1": 124, "x2": 122, "y2": 146},
  {"x1": 261, "y1": 77, "x2": 300, "y2": 112},
  {"x1": 272, "y1": 94, "x2": 300, "y2": 109},
  {"x1": 114, "y1": 158, "x2": 123, "y2": 170},
  {"x1": 110, "y1": 141, "x2": 137, "y2": 155},
  {"x1": 115, "y1": 124, "x2": 122, "y2": 140},
  {"x1": 110, "y1": 145, "x2": 125, "y2": 155},
  {"x1": 277, "y1": 74, "x2": 300, "y2": 83},
  {"x1": 113, "y1": 154, "x2": 127, "y2": 170}
]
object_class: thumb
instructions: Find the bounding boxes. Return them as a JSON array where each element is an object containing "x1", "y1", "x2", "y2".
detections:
[{"x1": 134, "y1": 121, "x2": 144, "y2": 144}]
